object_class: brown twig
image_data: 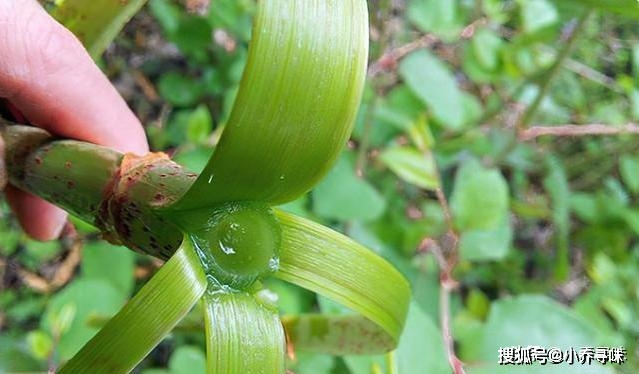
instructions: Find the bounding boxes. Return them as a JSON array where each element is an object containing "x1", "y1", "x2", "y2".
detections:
[
  {"x1": 3, "y1": 223, "x2": 82, "y2": 294},
  {"x1": 367, "y1": 35, "x2": 438, "y2": 77},
  {"x1": 519, "y1": 123, "x2": 639, "y2": 141},
  {"x1": 418, "y1": 187, "x2": 465, "y2": 374}
]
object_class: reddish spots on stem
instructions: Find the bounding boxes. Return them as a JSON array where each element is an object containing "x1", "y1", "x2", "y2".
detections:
[
  {"x1": 67, "y1": 181, "x2": 75, "y2": 189},
  {"x1": 34, "y1": 157, "x2": 42, "y2": 165}
]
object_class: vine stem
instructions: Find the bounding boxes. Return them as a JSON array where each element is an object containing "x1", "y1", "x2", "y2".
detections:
[
  {"x1": 518, "y1": 10, "x2": 593, "y2": 129},
  {"x1": 489, "y1": 10, "x2": 592, "y2": 167},
  {"x1": 415, "y1": 180, "x2": 465, "y2": 373},
  {"x1": 519, "y1": 123, "x2": 639, "y2": 140}
]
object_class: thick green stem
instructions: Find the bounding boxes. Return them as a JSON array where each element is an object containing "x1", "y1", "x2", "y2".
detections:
[{"x1": 1, "y1": 120, "x2": 189, "y2": 259}]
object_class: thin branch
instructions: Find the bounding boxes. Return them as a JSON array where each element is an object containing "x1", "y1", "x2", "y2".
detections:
[
  {"x1": 563, "y1": 58, "x2": 623, "y2": 93},
  {"x1": 418, "y1": 187, "x2": 465, "y2": 374},
  {"x1": 519, "y1": 123, "x2": 639, "y2": 141},
  {"x1": 367, "y1": 35, "x2": 438, "y2": 77},
  {"x1": 518, "y1": 10, "x2": 592, "y2": 129}
]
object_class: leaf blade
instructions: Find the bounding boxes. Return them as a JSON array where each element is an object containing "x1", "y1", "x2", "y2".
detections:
[
  {"x1": 52, "y1": 0, "x2": 147, "y2": 58},
  {"x1": 203, "y1": 292, "x2": 285, "y2": 374},
  {"x1": 173, "y1": 0, "x2": 369, "y2": 209},
  {"x1": 274, "y1": 211, "x2": 410, "y2": 353},
  {"x1": 59, "y1": 240, "x2": 207, "y2": 374}
]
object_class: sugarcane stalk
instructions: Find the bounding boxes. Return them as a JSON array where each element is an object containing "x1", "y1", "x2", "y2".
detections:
[{"x1": 1, "y1": 118, "x2": 188, "y2": 259}]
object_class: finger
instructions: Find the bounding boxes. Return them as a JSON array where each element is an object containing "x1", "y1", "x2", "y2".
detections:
[
  {"x1": 5, "y1": 186, "x2": 67, "y2": 241},
  {"x1": 0, "y1": 0, "x2": 149, "y2": 155},
  {"x1": 0, "y1": 135, "x2": 6, "y2": 190}
]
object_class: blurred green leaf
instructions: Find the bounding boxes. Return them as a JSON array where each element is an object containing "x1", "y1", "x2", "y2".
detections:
[
  {"x1": 185, "y1": 104, "x2": 213, "y2": 144},
  {"x1": 291, "y1": 352, "x2": 335, "y2": 374},
  {"x1": 407, "y1": 0, "x2": 463, "y2": 41},
  {"x1": 467, "y1": 289, "x2": 491, "y2": 320},
  {"x1": 172, "y1": 147, "x2": 214, "y2": 174},
  {"x1": 169, "y1": 346, "x2": 206, "y2": 374},
  {"x1": 459, "y1": 217, "x2": 512, "y2": 261},
  {"x1": 82, "y1": 242, "x2": 135, "y2": 295},
  {"x1": 313, "y1": 154, "x2": 386, "y2": 222},
  {"x1": 620, "y1": 155, "x2": 639, "y2": 194},
  {"x1": 399, "y1": 50, "x2": 465, "y2": 131},
  {"x1": 630, "y1": 89, "x2": 639, "y2": 120},
  {"x1": 395, "y1": 302, "x2": 449, "y2": 374},
  {"x1": 26, "y1": 330, "x2": 53, "y2": 360},
  {"x1": 148, "y1": 0, "x2": 180, "y2": 34},
  {"x1": 43, "y1": 279, "x2": 124, "y2": 360},
  {"x1": 472, "y1": 29, "x2": 504, "y2": 72},
  {"x1": 158, "y1": 72, "x2": 204, "y2": 107},
  {"x1": 380, "y1": 146, "x2": 440, "y2": 190},
  {"x1": 476, "y1": 295, "x2": 605, "y2": 374},
  {"x1": 451, "y1": 158, "x2": 509, "y2": 231},
  {"x1": 543, "y1": 157, "x2": 570, "y2": 281},
  {"x1": 0, "y1": 336, "x2": 43, "y2": 372},
  {"x1": 552, "y1": 0, "x2": 639, "y2": 18},
  {"x1": 519, "y1": 0, "x2": 559, "y2": 34}
]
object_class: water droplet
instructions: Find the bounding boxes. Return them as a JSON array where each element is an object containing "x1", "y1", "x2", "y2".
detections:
[
  {"x1": 279, "y1": 174, "x2": 285, "y2": 180},
  {"x1": 268, "y1": 257, "x2": 280, "y2": 271}
]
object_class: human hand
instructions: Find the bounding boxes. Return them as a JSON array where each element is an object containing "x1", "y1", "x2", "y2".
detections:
[{"x1": 0, "y1": 0, "x2": 148, "y2": 240}]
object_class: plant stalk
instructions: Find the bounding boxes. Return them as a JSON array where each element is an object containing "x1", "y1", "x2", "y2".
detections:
[{"x1": 1, "y1": 119, "x2": 190, "y2": 259}]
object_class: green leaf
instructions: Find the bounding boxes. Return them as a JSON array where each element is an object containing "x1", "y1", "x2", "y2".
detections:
[
  {"x1": 450, "y1": 158, "x2": 509, "y2": 231},
  {"x1": 519, "y1": 0, "x2": 559, "y2": 34},
  {"x1": 59, "y1": 241, "x2": 207, "y2": 374},
  {"x1": 459, "y1": 217, "x2": 512, "y2": 261},
  {"x1": 169, "y1": 346, "x2": 207, "y2": 374},
  {"x1": 407, "y1": 0, "x2": 463, "y2": 41},
  {"x1": 203, "y1": 292, "x2": 285, "y2": 374},
  {"x1": 312, "y1": 154, "x2": 386, "y2": 222},
  {"x1": 399, "y1": 50, "x2": 465, "y2": 131},
  {"x1": 186, "y1": 105, "x2": 213, "y2": 145},
  {"x1": 291, "y1": 352, "x2": 335, "y2": 374},
  {"x1": 0, "y1": 336, "x2": 43, "y2": 372},
  {"x1": 52, "y1": 0, "x2": 147, "y2": 58},
  {"x1": 471, "y1": 29, "x2": 504, "y2": 72},
  {"x1": 395, "y1": 303, "x2": 449, "y2": 374},
  {"x1": 158, "y1": 72, "x2": 205, "y2": 107},
  {"x1": 82, "y1": 242, "x2": 135, "y2": 295},
  {"x1": 26, "y1": 330, "x2": 53, "y2": 360},
  {"x1": 620, "y1": 155, "x2": 639, "y2": 194},
  {"x1": 171, "y1": 16, "x2": 213, "y2": 59},
  {"x1": 543, "y1": 157, "x2": 570, "y2": 281},
  {"x1": 630, "y1": 89, "x2": 639, "y2": 120},
  {"x1": 43, "y1": 279, "x2": 124, "y2": 360},
  {"x1": 148, "y1": 0, "x2": 180, "y2": 34},
  {"x1": 475, "y1": 295, "x2": 606, "y2": 374},
  {"x1": 551, "y1": 0, "x2": 639, "y2": 18},
  {"x1": 379, "y1": 146, "x2": 440, "y2": 190},
  {"x1": 275, "y1": 211, "x2": 410, "y2": 353},
  {"x1": 173, "y1": 0, "x2": 369, "y2": 209}
]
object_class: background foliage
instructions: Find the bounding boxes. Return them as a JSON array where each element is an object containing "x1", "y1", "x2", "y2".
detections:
[{"x1": 2, "y1": 0, "x2": 639, "y2": 373}]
